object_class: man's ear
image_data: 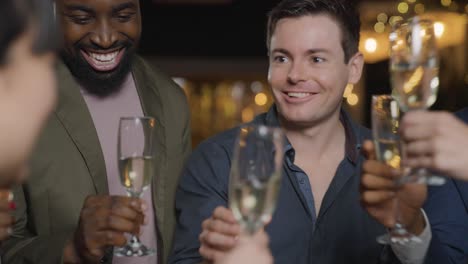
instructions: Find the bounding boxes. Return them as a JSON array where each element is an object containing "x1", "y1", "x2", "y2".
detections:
[{"x1": 347, "y1": 52, "x2": 364, "y2": 85}]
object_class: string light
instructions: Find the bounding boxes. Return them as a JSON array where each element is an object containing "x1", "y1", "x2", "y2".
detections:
[
  {"x1": 377, "y1": 13, "x2": 388, "y2": 23},
  {"x1": 389, "y1": 16, "x2": 404, "y2": 26},
  {"x1": 434, "y1": 22, "x2": 445, "y2": 38},
  {"x1": 360, "y1": 0, "x2": 466, "y2": 64},
  {"x1": 241, "y1": 108, "x2": 254, "y2": 122},
  {"x1": 347, "y1": 94, "x2": 359, "y2": 106},
  {"x1": 398, "y1": 2, "x2": 409, "y2": 13},
  {"x1": 415, "y1": 3, "x2": 425, "y2": 14},
  {"x1": 343, "y1": 84, "x2": 354, "y2": 98},
  {"x1": 441, "y1": 0, "x2": 452, "y2": 7},
  {"x1": 365, "y1": 38, "x2": 378, "y2": 53},
  {"x1": 254, "y1": 93, "x2": 268, "y2": 106},
  {"x1": 374, "y1": 22, "x2": 386, "y2": 33}
]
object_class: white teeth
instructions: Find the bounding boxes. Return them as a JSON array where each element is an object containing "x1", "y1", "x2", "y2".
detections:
[
  {"x1": 89, "y1": 51, "x2": 118, "y2": 63},
  {"x1": 287, "y1": 92, "x2": 310, "y2": 98}
]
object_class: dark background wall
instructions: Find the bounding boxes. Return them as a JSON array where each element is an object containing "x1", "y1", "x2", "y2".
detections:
[{"x1": 139, "y1": 0, "x2": 278, "y2": 57}]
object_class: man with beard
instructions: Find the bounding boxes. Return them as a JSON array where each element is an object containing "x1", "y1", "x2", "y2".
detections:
[{"x1": 1, "y1": 0, "x2": 191, "y2": 264}]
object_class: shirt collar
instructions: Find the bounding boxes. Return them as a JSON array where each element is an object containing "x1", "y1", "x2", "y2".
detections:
[{"x1": 265, "y1": 105, "x2": 360, "y2": 165}]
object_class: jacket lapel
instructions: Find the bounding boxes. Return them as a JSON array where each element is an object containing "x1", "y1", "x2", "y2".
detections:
[
  {"x1": 131, "y1": 57, "x2": 167, "y2": 239},
  {"x1": 54, "y1": 62, "x2": 108, "y2": 195}
]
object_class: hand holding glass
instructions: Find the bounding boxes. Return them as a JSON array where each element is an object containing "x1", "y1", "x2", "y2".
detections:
[
  {"x1": 372, "y1": 95, "x2": 421, "y2": 245},
  {"x1": 390, "y1": 17, "x2": 445, "y2": 185}
]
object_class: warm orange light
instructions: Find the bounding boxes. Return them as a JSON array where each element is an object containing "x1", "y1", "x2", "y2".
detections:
[
  {"x1": 415, "y1": 4, "x2": 425, "y2": 14},
  {"x1": 365, "y1": 38, "x2": 378, "y2": 53},
  {"x1": 434, "y1": 22, "x2": 445, "y2": 38},
  {"x1": 255, "y1": 93, "x2": 268, "y2": 106},
  {"x1": 441, "y1": 0, "x2": 451, "y2": 7},
  {"x1": 242, "y1": 108, "x2": 255, "y2": 123},
  {"x1": 347, "y1": 94, "x2": 359, "y2": 106},
  {"x1": 343, "y1": 84, "x2": 354, "y2": 98}
]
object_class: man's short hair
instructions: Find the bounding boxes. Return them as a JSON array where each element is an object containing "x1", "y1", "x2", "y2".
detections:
[{"x1": 266, "y1": 0, "x2": 361, "y2": 63}]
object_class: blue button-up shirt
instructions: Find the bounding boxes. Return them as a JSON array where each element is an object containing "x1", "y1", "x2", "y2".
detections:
[
  {"x1": 284, "y1": 144, "x2": 317, "y2": 224},
  {"x1": 169, "y1": 106, "x2": 468, "y2": 264}
]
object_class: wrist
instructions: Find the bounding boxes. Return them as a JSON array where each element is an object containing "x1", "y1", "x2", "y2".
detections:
[
  {"x1": 406, "y1": 209, "x2": 425, "y2": 235},
  {"x1": 63, "y1": 237, "x2": 82, "y2": 264}
]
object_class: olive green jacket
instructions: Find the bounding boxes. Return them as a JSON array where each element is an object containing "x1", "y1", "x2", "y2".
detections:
[{"x1": 1, "y1": 56, "x2": 191, "y2": 264}]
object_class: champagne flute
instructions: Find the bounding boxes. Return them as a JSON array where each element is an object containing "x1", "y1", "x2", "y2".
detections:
[
  {"x1": 229, "y1": 125, "x2": 284, "y2": 235},
  {"x1": 390, "y1": 17, "x2": 445, "y2": 186},
  {"x1": 372, "y1": 95, "x2": 422, "y2": 245},
  {"x1": 114, "y1": 116, "x2": 156, "y2": 257}
]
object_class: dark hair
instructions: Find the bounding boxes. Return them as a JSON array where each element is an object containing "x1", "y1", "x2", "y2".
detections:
[
  {"x1": 0, "y1": 0, "x2": 58, "y2": 66},
  {"x1": 266, "y1": 0, "x2": 361, "y2": 63}
]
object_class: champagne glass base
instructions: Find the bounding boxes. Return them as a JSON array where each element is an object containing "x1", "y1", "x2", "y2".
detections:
[
  {"x1": 114, "y1": 237, "x2": 156, "y2": 257},
  {"x1": 399, "y1": 169, "x2": 446, "y2": 186},
  {"x1": 376, "y1": 227, "x2": 422, "y2": 245}
]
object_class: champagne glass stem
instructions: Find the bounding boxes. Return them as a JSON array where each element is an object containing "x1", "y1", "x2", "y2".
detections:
[
  {"x1": 244, "y1": 218, "x2": 262, "y2": 235},
  {"x1": 390, "y1": 190, "x2": 421, "y2": 244},
  {"x1": 400, "y1": 140, "x2": 446, "y2": 186}
]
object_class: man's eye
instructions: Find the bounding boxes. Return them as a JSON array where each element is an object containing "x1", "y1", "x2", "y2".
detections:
[
  {"x1": 274, "y1": 56, "x2": 288, "y2": 63},
  {"x1": 70, "y1": 16, "x2": 92, "y2": 25},
  {"x1": 116, "y1": 12, "x2": 135, "y2": 22},
  {"x1": 312, "y1": 57, "x2": 325, "y2": 63}
]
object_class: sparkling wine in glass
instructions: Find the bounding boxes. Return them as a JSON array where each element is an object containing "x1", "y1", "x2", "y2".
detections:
[
  {"x1": 229, "y1": 125, "x2": 284, "y2": 235},
  {"x1": 114, "y1": 116, "x2": 156, "y2": 257},
  {"x1": 390, "y1": 17, "x2": 445, "y2": 186},
  {"x1": 372, "y1": 95, "x2": 422, "y2": 245}
]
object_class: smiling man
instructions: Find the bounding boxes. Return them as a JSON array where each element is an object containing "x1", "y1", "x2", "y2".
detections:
[
  {"x1": 168, "y1": 1, "x2": 458, "y2": 264},
  {"x1": 60, "y1": 0, "x2": 140, "y2": 96},
  {"x1": 1, "y1": 0, "x2": 191, "y2": 264}
]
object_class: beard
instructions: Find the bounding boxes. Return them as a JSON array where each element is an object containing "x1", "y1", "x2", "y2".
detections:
[{"x1": 61, "y1": 40, "x2": 136, "y2": 97}]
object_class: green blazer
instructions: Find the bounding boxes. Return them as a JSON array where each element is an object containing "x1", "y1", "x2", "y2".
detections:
[{"x1": 1, "y1": 56, "x2": 191, "y2": 264}]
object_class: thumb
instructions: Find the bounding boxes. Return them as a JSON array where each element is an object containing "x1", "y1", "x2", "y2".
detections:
[{"x1": 362, "y1": 140, "x2": 376, "y2": 160}]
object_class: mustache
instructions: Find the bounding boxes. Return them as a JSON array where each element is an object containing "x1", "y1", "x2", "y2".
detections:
[{"x1": 75, "y1": 40, "x2": 134, "y2": 52}]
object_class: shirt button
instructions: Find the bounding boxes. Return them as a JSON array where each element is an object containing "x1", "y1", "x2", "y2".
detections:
[{"x1": 299, "y1": 178, "x2": 305, "y2": 184}]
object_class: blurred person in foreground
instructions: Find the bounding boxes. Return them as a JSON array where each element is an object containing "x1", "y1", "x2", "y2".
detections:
[
  {"x1": 168, "y1": 0, "x2": 464, "y2": 263},
  {"x1": 399, "y1": 109, "x2": 468, "y2": 210},
  {"x1": 400, "y1": 109, "x2": 468, "y2": 184},
  {"x1": 0, "y1": 0, "x2": 57, "y2": 241},
  {"x1": 1, "y1": 0, "x2": 191, "y2": 263}
]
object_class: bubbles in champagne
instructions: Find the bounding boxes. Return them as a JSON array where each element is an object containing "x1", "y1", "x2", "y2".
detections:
[
  {"x1": 375, "y1": 139, "x2": 402, "y2": 169},
  {"x1": 229, "y1": 170, "x2": 281, "y2": 234},
  {"x1": 391, "y1": 59, "x2": 439, "y2": 111},
  {"x1": 119, "y1": 156, "x2": 153, "y2": 197}
]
